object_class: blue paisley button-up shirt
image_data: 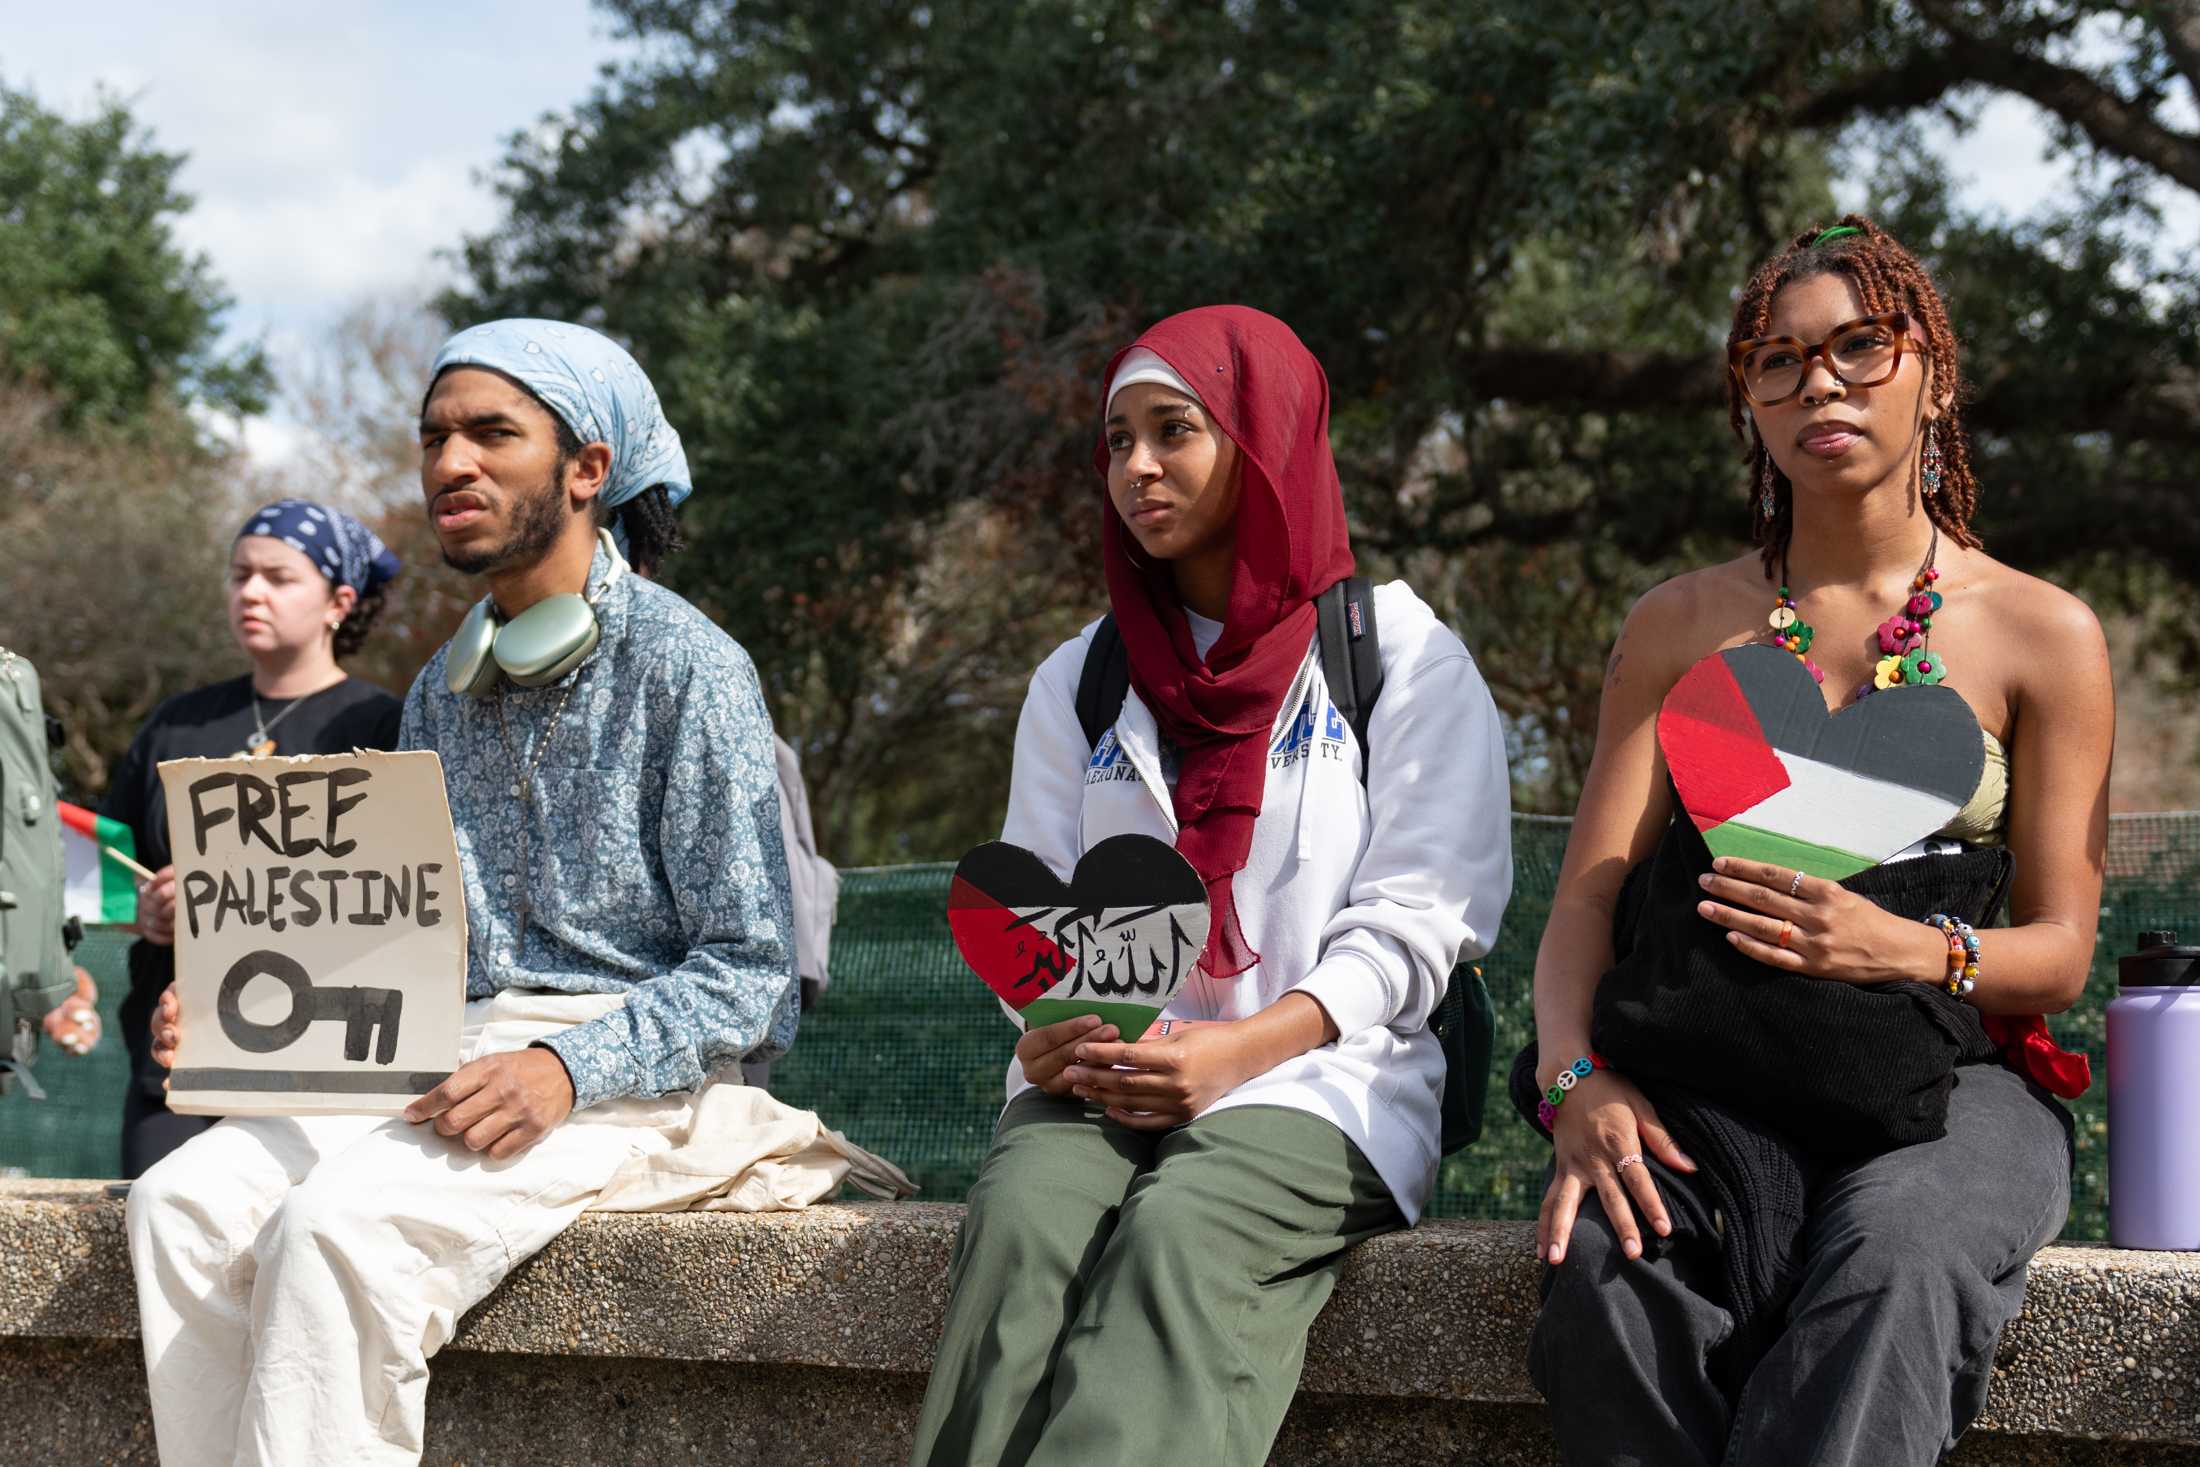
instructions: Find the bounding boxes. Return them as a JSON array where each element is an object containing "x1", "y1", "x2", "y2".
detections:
[{"x1": 399, "y1": 542, "x2": 798, "y2": 1108}]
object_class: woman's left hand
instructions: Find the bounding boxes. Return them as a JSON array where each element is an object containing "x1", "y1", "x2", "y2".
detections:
[
  {"x1": 1060, "y1": 1022, "x2": 1259, "y2": 1130},
  {"x1": 1696, "y1": 856, "x2": 1947, "y2": 985}
]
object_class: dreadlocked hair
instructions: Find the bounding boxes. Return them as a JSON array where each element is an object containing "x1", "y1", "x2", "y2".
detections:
[
  {"x1": 593, "y1": 484, "x2": 687, "y2": 577},
  {"x1": 1726, "y1": 213, "x2": 1982, "y2": 577}
]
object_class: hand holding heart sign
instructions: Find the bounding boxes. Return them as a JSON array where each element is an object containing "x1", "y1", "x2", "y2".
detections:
[
  {"x1": 1659, "y1": 644, "x2": 1984, "y2": 877},
  {"x1": 948, "y1": 835, "x2": 1210, "y2": 1038},
  {"x1": 1661, "y1": 645, "x2": 1986, "y2": 984}
]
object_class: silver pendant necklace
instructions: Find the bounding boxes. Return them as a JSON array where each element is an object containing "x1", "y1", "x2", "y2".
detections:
[{"x1": 239, "y1": 681, "x2": 335, "y2": 758}]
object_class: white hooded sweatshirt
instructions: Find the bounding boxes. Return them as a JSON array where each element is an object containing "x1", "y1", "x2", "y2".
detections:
[{"x1": 999, "y1": 580, "x2": 1513, "y2": 1220}]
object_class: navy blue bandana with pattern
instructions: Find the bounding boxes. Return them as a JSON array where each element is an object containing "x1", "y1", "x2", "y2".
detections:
[{"x1": 237, "y1": 499, "x2": 403, "y2": 595}]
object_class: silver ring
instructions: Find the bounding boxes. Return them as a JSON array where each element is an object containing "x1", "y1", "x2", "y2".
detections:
[
  {"x1": 1788, "y1": 869, "x2": 1806, "y2": 897},
  {"x1": 1158, "y1": 1019, "x2": 1174, "y2": 1037},
  {"x1": 1614, "y1": 1153, "x2": 1643, "y2": 1173}
]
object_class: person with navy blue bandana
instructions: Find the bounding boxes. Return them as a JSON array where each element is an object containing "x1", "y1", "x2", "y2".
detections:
[
  {"x1": 121, "y1": 321, "x2": 886, "y2": 1467},
  {"x1": 102, "y1": 498, "x2": 404, "y2": 1176}
]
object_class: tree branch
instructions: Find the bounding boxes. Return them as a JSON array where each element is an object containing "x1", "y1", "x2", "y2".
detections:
[
  {"x1": 1912, "y1": 0, "x2": 2200, "y2": 193},
  {"x1": 2152, "y1": 0, "x2": 2200, "y2": 98},
  {"x1": 1780, "y1": 6, "x2": 2200, "y2": 195},
  {"x1": 1787, "y1": 54, "x2": 1963, "y2": 130}
]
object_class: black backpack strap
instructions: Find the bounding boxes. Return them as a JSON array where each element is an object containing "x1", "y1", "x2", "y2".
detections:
[
  {"x1": 1316, "y1": 577, "x2": 1383, "y2": 784},
  {"x1": 1075, "y1": 613, "x2": 1129, "y2": 753}
]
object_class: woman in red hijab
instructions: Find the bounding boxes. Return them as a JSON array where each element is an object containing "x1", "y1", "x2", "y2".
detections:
[{"x1": 909, "y1": 307, "x2": 1514, "y2": 1466}]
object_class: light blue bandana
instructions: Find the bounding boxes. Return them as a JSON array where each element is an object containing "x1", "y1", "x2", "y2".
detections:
[{"x1": 427, "y1": 319, "x2": 694, "y2": 530}]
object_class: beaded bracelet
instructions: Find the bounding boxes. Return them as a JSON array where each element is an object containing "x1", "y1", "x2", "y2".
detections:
[
  {"x1": 1536, "y1": 1053, "x2": 1610, "y2": 1130},
  {"x1": 1925, "y1": 912, "x2": 1980, "y2": 998}
]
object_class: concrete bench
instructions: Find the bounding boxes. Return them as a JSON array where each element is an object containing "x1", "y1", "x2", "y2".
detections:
[{"x1": 4, "y1": 1179, "x2": 2196, "y2": 1464}]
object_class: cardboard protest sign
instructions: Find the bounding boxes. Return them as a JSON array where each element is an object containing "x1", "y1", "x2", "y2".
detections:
[
  {"x1": 948, "y1": 834, "x2": 1209, "y2": 1037},
  {"x1": 157, "y1": 750, "x2": 467, "y2": 1115},
  {"x1": 1658, "y1": 644, "x2": 1984, "y2": 879}
]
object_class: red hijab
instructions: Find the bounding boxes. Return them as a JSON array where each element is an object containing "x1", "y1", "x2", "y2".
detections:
[{"x1": 1093, "y1": 306, "x2": 1356, "y2": 978}]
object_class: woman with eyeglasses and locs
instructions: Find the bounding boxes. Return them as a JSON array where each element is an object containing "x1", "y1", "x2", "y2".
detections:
[
  {"x1": 1519, "y1": 217, "x2": 2108, "y2": 1465},
  {"x1": 908, "y1": 306, "x2": 1513, "y2": 1466},
  {"x1": 103, "y1": 501, "x2": 404, "y2": 1176}
]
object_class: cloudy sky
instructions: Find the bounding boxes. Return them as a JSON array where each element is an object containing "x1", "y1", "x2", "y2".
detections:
[
  {"x1": 3, "y1": 1, "x2": 626, "y2": 462},
  {"x1": 3, "y1": 5, "x2": 2189, "y2": 466}
]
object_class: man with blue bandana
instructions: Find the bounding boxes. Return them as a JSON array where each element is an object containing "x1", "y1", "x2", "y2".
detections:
[{"x1": 125, "y1": 320, "x2": 825, "y2": 1466}]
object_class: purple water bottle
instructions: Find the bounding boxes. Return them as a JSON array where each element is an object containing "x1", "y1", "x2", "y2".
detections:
[{"x1": 2109, "y1": 930, "x2": 2200, "y2": 1250}]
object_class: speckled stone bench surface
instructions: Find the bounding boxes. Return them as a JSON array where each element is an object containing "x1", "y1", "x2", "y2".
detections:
[{"x1": 5, "y1": 1179, "x2": 2196, "y2": 1445}]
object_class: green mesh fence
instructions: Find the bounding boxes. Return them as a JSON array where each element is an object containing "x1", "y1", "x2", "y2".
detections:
[{"x1": 9, "y1": 814, "x2": 2198, "y2": 1242}]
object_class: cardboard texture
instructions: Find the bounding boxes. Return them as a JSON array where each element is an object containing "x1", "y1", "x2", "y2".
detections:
[
  {"x1": 157, "y1": 750, "x2": 467, "y2": 1115},
  {"x1": 948, "y1": 834, "x2": 1210, "y2": 1036},
  {"x1": 1659, "y1": 645, "x2": 1984, "y2": 878}
]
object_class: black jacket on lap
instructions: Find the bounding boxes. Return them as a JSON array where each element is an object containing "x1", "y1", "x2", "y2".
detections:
[{"x1": 1591, "y1": 806, "x2": 2009, "y2": 1157}]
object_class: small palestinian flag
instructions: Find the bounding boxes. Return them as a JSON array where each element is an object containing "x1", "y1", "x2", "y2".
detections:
[
  {"x1": 58, "y1": 800, "x2": 139, "y2": 925},
  {"x1": 1658, "y1": 645, "x2": 1984, "y2": 879}
]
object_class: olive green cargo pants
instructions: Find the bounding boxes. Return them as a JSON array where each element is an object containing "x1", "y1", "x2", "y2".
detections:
[{"x1": 909, "y1": 1092, "x2": 1401, "y2": 1467}]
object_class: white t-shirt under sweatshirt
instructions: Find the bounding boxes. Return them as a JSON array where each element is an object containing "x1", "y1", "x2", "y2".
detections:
[{"x1": 999, "y1": 581, "x2": 1514, "y2": 1221}]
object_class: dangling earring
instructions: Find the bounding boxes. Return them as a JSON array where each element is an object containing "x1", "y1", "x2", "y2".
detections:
[
  {"x1": 1921, "y1": 422, "x2": 1944, "y2": 498},
  {"x1": 1758, "y1": 455, "x2": 1778, "y2": 521}
]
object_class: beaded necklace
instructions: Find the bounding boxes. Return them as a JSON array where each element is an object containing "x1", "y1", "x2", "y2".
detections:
[{"x1": 1766, "y1": 528, "x2": 1946, "y2": 705}]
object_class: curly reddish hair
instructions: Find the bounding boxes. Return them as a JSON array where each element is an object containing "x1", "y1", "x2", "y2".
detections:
[{"x1": 1727, "y1": 214, "x2": 1981, "y2": 574}]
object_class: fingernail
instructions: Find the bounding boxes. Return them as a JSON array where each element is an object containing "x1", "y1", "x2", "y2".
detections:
[
  {"x1": 1698, "y1": 873, "x2": 1713, "y2": 888},
  {"x1": 1727, "y1": 932, "x2": 1741, "y2": 944},
  {"x1": 1548, "y1": 1245, "x2": 1564, "y2": 1264},
  {"x1": 1711, "y1": 858, "x2": 1727, "y2": 872},
  {"x1": 1624, "y1": 1238, "x2": 1641, "y2": 1259},
  {"x1": 1655, "y1": 1220, "x2": 1672, "y2": 1236},
  {"x1": 1698, "y1": 901, "x2": 1715, "y2": 917},
  {"x1": 1674, "y1": 1151, "x2": 1696, "y2": 1169}
]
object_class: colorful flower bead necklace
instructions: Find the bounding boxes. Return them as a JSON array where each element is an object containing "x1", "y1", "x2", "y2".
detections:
[{"x1": 1767, "y1": 528, "x2": 1946, "y2": 704}]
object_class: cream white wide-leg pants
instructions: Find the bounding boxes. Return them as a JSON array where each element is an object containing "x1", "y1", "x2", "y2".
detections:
[{"x1": 126, "y1": 991, "x2": 696, "y2": 1467}]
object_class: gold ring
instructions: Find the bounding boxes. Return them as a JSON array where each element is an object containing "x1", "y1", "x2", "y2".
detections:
[{"x1": 1777, "y1": 921, "x2": 1794, "y2": 949}]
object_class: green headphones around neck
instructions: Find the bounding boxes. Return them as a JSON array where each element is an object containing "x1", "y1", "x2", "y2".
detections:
[{"x1": 445, "y1": 529, "x2": 628, "y2": 697}]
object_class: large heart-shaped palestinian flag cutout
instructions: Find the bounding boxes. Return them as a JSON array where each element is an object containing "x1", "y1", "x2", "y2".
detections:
[
  {"x1": 948, "y1": 834, "x2": 1209, "y2": 1036},
  {"x1": 1658, "y1": 645, "x2": 1984, "y2": 879}
]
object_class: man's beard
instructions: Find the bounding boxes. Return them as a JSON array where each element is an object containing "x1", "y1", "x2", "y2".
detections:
[{"x1": 440, "y1": 458, "x2": 573, "y2": 576}]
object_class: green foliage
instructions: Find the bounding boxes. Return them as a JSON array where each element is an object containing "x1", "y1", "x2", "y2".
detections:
[
  {"x1": 0, "y1": 80, "x2": 269, "y2": 423},
  {"x1": 448, "y1": 0, "x2": 2200, "y2": 859},
  {"x1": 0, "y1": 81, "x2": 276, "y2": 793}
]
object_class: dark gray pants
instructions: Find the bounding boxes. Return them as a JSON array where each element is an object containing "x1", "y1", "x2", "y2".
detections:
[{"x1": 1530, "y1": 1063, "x2": 2071, "y2": 1467}]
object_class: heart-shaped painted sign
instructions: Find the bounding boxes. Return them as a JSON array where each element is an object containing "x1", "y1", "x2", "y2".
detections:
[
  {"x1": 1658, "y1": 644, "x2": 1984, "y2": 879},
  {"x1": 948, "y1": 834, "x2": 1210, "y2": 1036}
]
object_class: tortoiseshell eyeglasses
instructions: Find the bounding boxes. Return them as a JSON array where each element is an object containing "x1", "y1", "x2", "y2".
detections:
[{"x1": 1728, "y1": 312, "x2": 1924, "y2": 406}]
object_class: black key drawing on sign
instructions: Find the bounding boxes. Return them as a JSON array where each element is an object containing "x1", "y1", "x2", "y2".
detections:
[{"x1": 217, "y1": 950, "x2": 405, "y2": 1065}]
